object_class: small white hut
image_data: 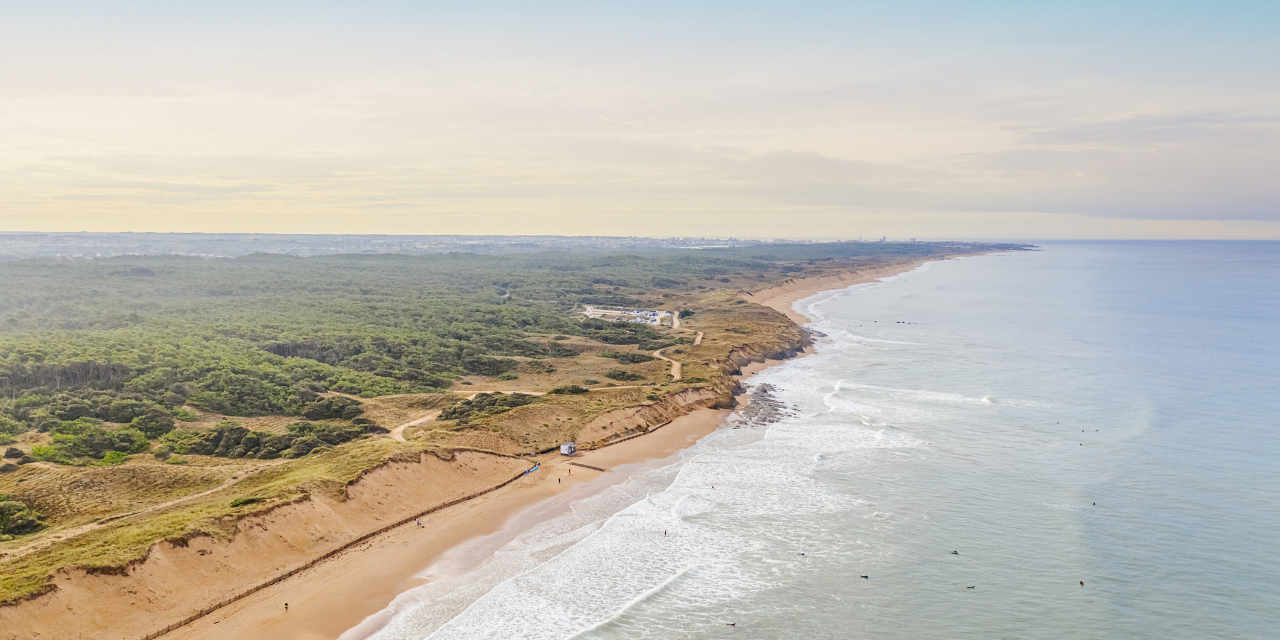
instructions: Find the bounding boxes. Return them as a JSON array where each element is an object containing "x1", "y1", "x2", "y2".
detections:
[{"x1": 560, "y1": 442, "x2": 577, "y2": 456}]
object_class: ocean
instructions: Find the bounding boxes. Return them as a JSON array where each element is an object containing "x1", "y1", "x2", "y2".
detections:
[{"x1": 356, "y1": 241, "x2": 1279, "y2": 639}]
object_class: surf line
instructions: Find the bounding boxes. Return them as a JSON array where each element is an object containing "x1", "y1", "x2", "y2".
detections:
[{"x1": 561, "y1": 565, "x2": 699, "y2": 640}]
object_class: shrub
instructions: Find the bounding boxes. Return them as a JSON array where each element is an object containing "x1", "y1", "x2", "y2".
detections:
[
  {"x1": 99, "y1": 451, "x2": 129, "y2": 466},
  {"x1": 161, "y1": 421, "x2": 366, "y2": 460},
  {"x1": 0, "y1": 495, "x2": 43, "y2": 535},
  {"x1": 3, "y1": 447, "x2": 22, "y2": 459},
  {"x1": 0, "y1": 416, "x2": 24, "y2": 437},
  {"x1": 439, "y1": 393, "x2": 536, "y2": 421},
  {"x1": 132, "y1": 408, "x2": 176, "y2": 438},
  {"x1": 30, "y1": 418, "x2": 147, "y2": 463},
  {"x1": 0, "y1": 463, "x2": 17, "y2": 473},
  {"x1": 302, "y1": 396, "x2": 364, "y2": 421},
  {"x1": 583, "y1": 379, "x2": 600, "y2": 385},
  {"x1": 496, "y1": 371, "x2": 518, "y2": 381},
  {"x1": 287, "y1": 421, "x2": 363, "y2": 446},
  {"x1": 158, "y1": 429, "x2": 208, "y2": 455},
  {"x1": 230, "y1": 497, "x2": 262, "y2": 508},
  {"x1": 462, "y1": 356, "x2": 518, "y2": 376},
  {"x1": 548, "y1": 385, "x2": 589, "y2": 395},
  {"x1": 172, "y1": 407, "x2": 200, "y2": 422},
  {"x1": 601, "y1": 352, "x2": 654, "y2": 364},
  {"x1": 604, "y1": 369, "x2": 644, "y2": 382},
  {"x1": 153, "y1": 444, "x2": 174, "y2": 460},
  {"x1": 678, "y1": 309, "x2": 694, "y2": 318}
]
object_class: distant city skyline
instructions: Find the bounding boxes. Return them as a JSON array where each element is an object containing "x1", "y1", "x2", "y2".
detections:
[
  {"x1": 0, "y1": 231, "x2": 994, "y2": 261},
  {"x1": 2, "y1": 1, "x2": 1277, "y2": 239}
]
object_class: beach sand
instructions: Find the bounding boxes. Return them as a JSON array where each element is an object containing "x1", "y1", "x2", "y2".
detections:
[
  {"x1": 155, "y1": 260, "x2": 932, "y2": 640},
  {"x1": 744, "y1": 259, "x2": 934, "y2": 324},
  {"x1": 164, "y1": 409, "x2": 727, "y2": 640}
]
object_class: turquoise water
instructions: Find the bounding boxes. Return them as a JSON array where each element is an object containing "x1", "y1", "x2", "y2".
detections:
[{"x1": 361, "y1": 242, "x2": 1279, "y2": 639}]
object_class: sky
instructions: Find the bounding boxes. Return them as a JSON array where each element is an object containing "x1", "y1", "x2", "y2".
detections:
[{"x1": 1, "y1": 1, "x2": 1277, "y2": 239}]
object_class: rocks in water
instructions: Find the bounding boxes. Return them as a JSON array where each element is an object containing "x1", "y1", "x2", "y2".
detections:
[{"x1": 736, "y1": 384, "x2": 793, "y2": 428}]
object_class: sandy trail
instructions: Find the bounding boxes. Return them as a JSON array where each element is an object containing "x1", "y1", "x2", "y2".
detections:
[
  {"x1": 693, "y1": 331, "x2": 704, "y2": 345},
  {"x1": 389, "y1": 411, "x2": 440, "y2": 442},
  {"x1": 653, "y1": 347, "x2": 682, "y2": 380}
]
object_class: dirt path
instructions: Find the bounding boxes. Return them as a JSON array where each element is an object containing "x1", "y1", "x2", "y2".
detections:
[
  {"x1": 2, "y1": 460, "x2": 288, "y2": 562},
  {"x1": 389, "y1": 410, "x2": 440, "y2": 442},
  {"x1": 693, "y1": 331, "x2": 704, "y2": 345},
  {"x1": 653, "y1": 347, "x2": 682, "y2": 381}
]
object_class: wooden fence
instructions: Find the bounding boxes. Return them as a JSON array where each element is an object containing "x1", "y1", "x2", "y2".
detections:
[{"x1": 138, "y1": 461, "x2": 534, "y2": 640}]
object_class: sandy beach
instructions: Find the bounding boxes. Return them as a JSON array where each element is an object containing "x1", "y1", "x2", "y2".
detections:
[
  {"x1": 152, "y1": 261, "x2": 926, "y2": 640},
  {"x1": 745, "y1": 258, "x2": 936, "y2": 324},
  {"x1": 162, "y1": 409, "x2": 727, "y2": 640}
]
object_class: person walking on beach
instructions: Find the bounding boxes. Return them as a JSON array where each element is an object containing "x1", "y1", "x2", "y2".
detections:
[{"x1": 284, "y1": 603, "x2": 289, "y2": 611}]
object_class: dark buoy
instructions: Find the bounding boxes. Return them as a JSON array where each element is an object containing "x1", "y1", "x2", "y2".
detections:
[
  {"x1": 727, "y1": 623, "x2": 736, "y2": 627},
  {"x1": 860, "y1": 575, "x2": 869, "y2": 579},
  {"x1": 1080, "y1": 581, "x2": 1085, "y2": 586},
  {"x1": 951, "y1": 550, "x2": 959, "y2": 555},
  {"x1": 966, "y1": 586, "x2": 975, "y2": 589}
]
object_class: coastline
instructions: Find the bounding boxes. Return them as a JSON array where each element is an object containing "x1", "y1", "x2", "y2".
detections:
[
  {"x1": 4, "y1": 259, "x2": 932, "y2": 640},
  {"x1": 744, "y1": 258, "x2": 934, "y2": 324},
  {"x1": 168, "y1": 260, "x2": 929, "y2": 640},
  {"x1": 162, "y1": 409, "x2": 729, "y2": 640}
]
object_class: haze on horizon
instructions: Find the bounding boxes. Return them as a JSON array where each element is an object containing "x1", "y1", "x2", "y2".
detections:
[{"x1": 2, "y1": 1, "x2": 1277, "y2": 240}]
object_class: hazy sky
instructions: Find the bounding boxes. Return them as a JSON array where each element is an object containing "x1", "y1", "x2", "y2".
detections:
[{"x1": 2, "y1": 1, "x2": 1277, "y2": 239}]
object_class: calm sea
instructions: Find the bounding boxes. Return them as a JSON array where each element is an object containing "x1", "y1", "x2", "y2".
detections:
[{"x1": 358, "y1": 241, "x2": 1279, "y2": 640}]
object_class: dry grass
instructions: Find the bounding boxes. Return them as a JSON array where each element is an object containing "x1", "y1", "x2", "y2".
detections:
[
  {"x1": 0, "y1": 462, "x2": 231, "y2": 527},
  {"x1": 356, "y1": 393, "x2": 453, "y2": 427},
  {"x1": 0, "y1": 438, "x2": 423, "y2": 603}
]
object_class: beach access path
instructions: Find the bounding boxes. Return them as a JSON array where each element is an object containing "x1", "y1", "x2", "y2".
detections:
[
  {"x1": 389, "y1": 411, "x2": 440, "y2": 442},
  {"x1": 652, "y1": 347, "x2": 681, "y2": 380}
]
